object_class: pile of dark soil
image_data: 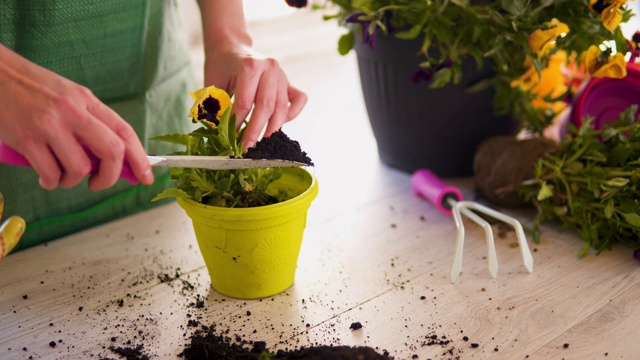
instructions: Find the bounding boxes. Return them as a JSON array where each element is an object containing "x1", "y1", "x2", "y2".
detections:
[
  {"x1": 179, "y1": 324, "x2": 392, "y2": 360},
  {"x1": 244, "y1": 130, "x2": 314, "y2": 166},
  {"x1": 473, "y1": 136, "x2": 559, "y2": 207}
]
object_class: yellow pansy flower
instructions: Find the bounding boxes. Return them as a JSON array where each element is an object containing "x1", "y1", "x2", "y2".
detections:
[
  {"x1": 0, "y1": 192, "x2": 26, "y2": 259},
  {"x1": 582, "y1": 45, "x2": 627, "y2": 78},
  {"x1": 528, "y1": 19, "x2": 570, "y2": 58},
  {"x1": 188, "y1": 86, "x2": 232, "y2": 127},
  {"x1": 589, "y1": 0, "x2": 628, "y2": 32}
]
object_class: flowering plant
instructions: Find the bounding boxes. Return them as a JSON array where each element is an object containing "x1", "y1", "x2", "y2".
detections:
[
  {"x1": 150, "y1": 86, "x2": 284, "y2": 208},
  {"x1": 313, "y1": 0, "x2": 638, "y2": 135}
]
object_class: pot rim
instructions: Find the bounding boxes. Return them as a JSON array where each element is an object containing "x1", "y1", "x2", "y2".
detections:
[{"x1": 176, "y1": 167, "x2": 318, "y2": 214}]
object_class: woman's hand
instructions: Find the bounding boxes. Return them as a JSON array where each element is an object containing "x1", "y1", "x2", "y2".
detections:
[
  {"x1": 197, "y1": 0, "x2": 307, "y2": 150},
  {"x1": 0, "y1": 44, "x2": 154, "y2": 191},
  {"x1": 204, "y1": 48, "x2": 307, "y2": 150}
]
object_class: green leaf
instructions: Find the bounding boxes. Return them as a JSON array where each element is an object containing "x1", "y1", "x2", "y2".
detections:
[
  {"x1": 605, "y1": 177, "x2": 629, "y2": 187},
  {"x1": 151, "y1": 188, "x2": 192, "y2": 202},
  {"x1": 604, "y1": 199, "x2": 614, "y2": 219},
  {"x1": 553, "y1": 205, "x2": 567, "y2": 216},
  {"x1": 622, "y1": 212, "x2": 640, "y2": 227},
  {"x1": 395, "y1": 13, "x2": 427, "y2": 40},
  {"x1": 395, "y1": 24, "x2": 423, "y2": 40},
  {"x1": 450, "y1": 0, "x2": 468, "y2": 6},
  {"x1": 150, "y1": 133, "x2": 192, "y2": 147},
  {"x1": 190, "y1": 172, "x2": 216, "y2": 193},
  {"x1": 537, "y1": 182, "x2": 553, "y2": 201},
  {"x1": 216, "y1": 108, "x2": 232, "y2": 149},
  {"x1": 578, "y1": 241, "x2": 591, "y2": 258},
  {"x1": 429, "y1": 68, "x2": 453, "y2": 88},
  {"x1": 337, "y1": 32, "x2": 354, "y2": 56},
  {"x1": 501, "y1": 0, "x2": 528, "y2": 16}
]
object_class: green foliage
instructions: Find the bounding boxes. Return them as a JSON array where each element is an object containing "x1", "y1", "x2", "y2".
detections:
[
  {"x1": 518, "y1": 105, "x2": 640, "y2": 256},
  {"x1": 317, "y1": 0, "x2": 634, "y2": 134},
  {"x1": 150, "y1": 108, "x2": 282, "y2": 208}
]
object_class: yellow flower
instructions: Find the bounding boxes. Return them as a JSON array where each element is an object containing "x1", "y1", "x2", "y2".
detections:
[
  {"x1": 589, "y1": 0, "x2": 628, "y2": 32},
  {"x1": 188, "y1": 86, "x2": 232, "y2": 127},
  {"x1": 528, "y1": 19, "x2": 570, "y2": 58},
  {"x1": 512, "y1": 52, "x2": 569, "y2": 114},
  {"x1": 582, "y1": 45, "x2": 627, "y2": 78}
]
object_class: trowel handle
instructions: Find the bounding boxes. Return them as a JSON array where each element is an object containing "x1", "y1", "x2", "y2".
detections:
[
  {"x1": 411, "y1": 169, "x2": 463, "y2": 216},
  {"x1": 0, "y1": 141, "x2": 30, "y2": 167},
  {"x1": 0, "y1": 141, "x2": 138, "y2": 185}
]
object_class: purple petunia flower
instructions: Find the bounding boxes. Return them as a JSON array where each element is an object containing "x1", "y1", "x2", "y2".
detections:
[
  {"x1": 634, "y1": 247, "x2": 640, "y2": 261},
  {"x1": 346, "y1": 12, "x2": 378, "y2": 49}
]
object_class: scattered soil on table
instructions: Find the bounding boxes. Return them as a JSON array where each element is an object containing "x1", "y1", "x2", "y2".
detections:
[
  {"x1": 244, "y1": 129, "x2": 314, "y2": 166},
  {"x1": 473, "y1": 136, "x2": 559, "y2": 207},
  {"x1": 105, "y1": 344, "x2": 150, "y2": 360},
  {"x1": 179, "y1": 323, "x2": 392, "y2": 360},
  {"x1": 22, "y1": 247, "x2": 474, "y2": 360}
]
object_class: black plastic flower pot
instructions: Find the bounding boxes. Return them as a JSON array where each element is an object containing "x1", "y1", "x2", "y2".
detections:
[{"x1": 354, "y1": 33, "x2": 516, "y2": 177}]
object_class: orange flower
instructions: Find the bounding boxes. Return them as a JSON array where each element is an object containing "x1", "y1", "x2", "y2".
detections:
[
  {"x1": 582, "y1": 45, "x2": 627, "y2": 78},
  {"x1": 528, "y1": 19, "x2": 569, "y2": 58},
  {"x1": 563, "y1": 53, "x2": 588, "y2": 94},
  {"x1": 512, "y1": 52, "x2": 570, "y2": 114}
]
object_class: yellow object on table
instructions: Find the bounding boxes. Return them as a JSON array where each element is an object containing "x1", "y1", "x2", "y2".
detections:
[{"x1": 0, "y1": 192, "x2": 26, "y2": 259}]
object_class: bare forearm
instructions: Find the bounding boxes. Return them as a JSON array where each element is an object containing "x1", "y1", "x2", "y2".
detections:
[{"x1": 196, "y1": 0, "x2": 253, "y2": 57}]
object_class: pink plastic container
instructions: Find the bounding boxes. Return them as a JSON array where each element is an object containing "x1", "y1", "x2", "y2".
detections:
[{"x1": 570, "y1": 65, "x2": 640, "y2": 129}]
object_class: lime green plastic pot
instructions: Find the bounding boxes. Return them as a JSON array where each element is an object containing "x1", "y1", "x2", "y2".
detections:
[{"x1": 177, "y1": 167, "x2": 318, "y2": 299}]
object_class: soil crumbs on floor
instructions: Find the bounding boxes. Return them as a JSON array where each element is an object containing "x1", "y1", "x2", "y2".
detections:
[{"x1": 179, "y1": 323, "x2": 392, "y2": 359}]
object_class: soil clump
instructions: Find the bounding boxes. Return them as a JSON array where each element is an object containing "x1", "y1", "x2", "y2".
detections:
[
  {"x1": 473, "y1": 136, "x2": 559, "y2": 207},
  {"x1": 244, "y1": 130, "x2": 314, "y2": 166},
  {"x1": 179, "y1": 324, "x2": 392, "y2": 360}
]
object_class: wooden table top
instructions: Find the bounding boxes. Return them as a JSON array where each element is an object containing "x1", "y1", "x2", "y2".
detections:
[
  {"x1": 2, "y1": 7, "x2": 640, "y2": 360},
  {"x1": 2, "y1": 161, "x2": 639, "y2": 360}
]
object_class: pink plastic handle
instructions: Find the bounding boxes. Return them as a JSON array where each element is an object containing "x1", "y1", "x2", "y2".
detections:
[
  {"x1": 0, "y1": 141, "x2": 138, "y2": 185},
  {"x1": 0, "y1": 141, "x2": 30, "y2": 167},
  {"x1": 411, "y1": 169, "x2": 463, "y2": 216}
]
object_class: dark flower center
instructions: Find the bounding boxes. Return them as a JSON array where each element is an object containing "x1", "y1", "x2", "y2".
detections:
[
  {"x1": 590, "y1": 0, "x2": 607, "y2": 14},
  {"x1": 196, "y1": 96, "x2": 221, "y2": 125},
  {"x1": 202, "y1": 96, "x2": 221, "y2": 115}
]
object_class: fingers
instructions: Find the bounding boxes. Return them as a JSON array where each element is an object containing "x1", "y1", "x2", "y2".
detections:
[
  {"x1": 240, "y1": 74, "x2": 289, "y2": 149},
  {"x1": 0, "y1": 48, "x2": 150, "y2": 191},
  {"x1": 19, "y1": 142, "x2": 63, "y2": 190},
  {"x1": 29, "y1": 89, "x2": 151, "y2": 191},
  {"x1": 230, "y1": 58, "x2": 306, "y2": 150},
  {"x1": 83, "y1": 98, "x2": 153, "y2": 189},
  {"x1": 48, "y1": 133, "x2": 92, "y2": 189},
  {"x1": 286, "y1": 85, "x2": 308, "y2": 121}
]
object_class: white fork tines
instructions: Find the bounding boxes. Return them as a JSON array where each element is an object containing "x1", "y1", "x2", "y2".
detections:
[{"x1": 448, "y1": 199, "x2": 534, "y2": 283}]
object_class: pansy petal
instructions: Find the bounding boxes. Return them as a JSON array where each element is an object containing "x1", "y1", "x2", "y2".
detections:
[
  {"x1": 601, "y1": 4, "x2": 623, "y2": 31},
  {"x1": 511, "y1": 66, "x2": 538, "y2": 91},
  {"x1": 528, "y1": 19, "x2": 569, "y2": 57},
  {"x1": 592, "y1": 53, "x2": 628, "y2": 78},
  {"x1": 581, "y1": 45, "x2": 602, "y2": 74}
]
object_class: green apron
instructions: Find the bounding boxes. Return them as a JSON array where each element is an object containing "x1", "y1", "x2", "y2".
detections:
[{"x1": 0, "y1": 0, "x2": 196, "y2": 251}]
